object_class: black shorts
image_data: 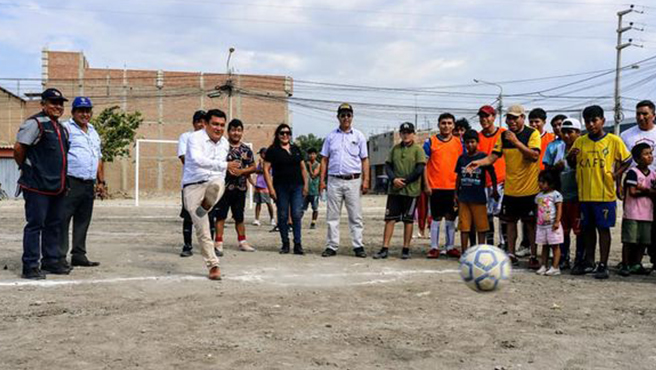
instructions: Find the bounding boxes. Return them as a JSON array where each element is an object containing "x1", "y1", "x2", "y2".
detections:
[
  {"x1": 385, "y1": 195, "x2": 418, "y2": 224},
  {"x1": 500, "y1": 194, "x2": 537, "y2": 222},
  {"x1": 430, "y1": 190, "x2": 456, "y2": 219},
  {"x1": 179, "y1": 190, "x2": 191, "y2": 221},
  {"x1": 213, "y1": 189, "x2": 246, "y2": 223}
]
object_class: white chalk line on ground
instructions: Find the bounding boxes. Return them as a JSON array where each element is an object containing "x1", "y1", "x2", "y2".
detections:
[{"x1": 0, "y1": 268, "x2": 461, "y2": 288}]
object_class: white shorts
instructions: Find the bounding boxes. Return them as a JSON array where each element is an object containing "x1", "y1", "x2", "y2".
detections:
[
  {"x1": 486, "y1": 183, "x2": 505, "y2": 216},
  {"x1": 535, "y1": 224, "x2": 564, "y2": 246}
]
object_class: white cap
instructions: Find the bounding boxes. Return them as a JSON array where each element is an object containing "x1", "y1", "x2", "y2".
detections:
[{"x1": 561, "y1": 118, "x2": 582, "y2": 131}]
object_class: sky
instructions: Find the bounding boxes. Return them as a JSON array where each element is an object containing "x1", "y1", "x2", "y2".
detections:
[{"x1": 1, "y1": 0, "x2": 656, "y2": 137}]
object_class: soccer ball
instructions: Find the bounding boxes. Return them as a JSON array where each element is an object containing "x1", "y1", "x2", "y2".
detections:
[{"x1": 459, "y1": 244, "x2": 511, "y2": 292}]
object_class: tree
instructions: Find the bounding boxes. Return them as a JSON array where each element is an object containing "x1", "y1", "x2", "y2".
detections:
[
  {"x1": 294, "y1": 133, "x2": 324, "y2": 158},
  {"x1": 92, "y1": 106, "x2": 142, "y2": 162}
]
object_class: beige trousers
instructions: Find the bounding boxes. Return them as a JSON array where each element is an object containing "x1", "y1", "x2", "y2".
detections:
[{"x1": 183, "y1": 179, "x2": 225, "y2": 269}]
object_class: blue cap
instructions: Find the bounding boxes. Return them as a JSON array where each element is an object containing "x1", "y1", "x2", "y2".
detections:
[{"x1": 72, "y1": 96, "x2": 93, "y2": 109}]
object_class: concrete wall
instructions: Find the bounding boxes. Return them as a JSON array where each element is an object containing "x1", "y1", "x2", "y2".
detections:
[{"x1": 0, "y1": 87, "x2": 27, "y2": 146}]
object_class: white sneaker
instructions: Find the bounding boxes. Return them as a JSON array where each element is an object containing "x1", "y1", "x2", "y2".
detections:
[
  {"x1": 239, "y1": 241, "x2": 256, "y2": 252},
  {"x1": 516, "y1": 247, "x2": 531, "y2": 257},
  {"x1": 270, "y1": 219, "x2": 276, "y2": 227},
  {"x1": 545, "y1": 267, "x2": 561, "y2": 276},
  {"x1": 252, "y1": 220, "x2": 261, "y2": 226},
  {"x1": 214, "y1": 241, "x2": 224, "y2": 257},
  {"x1": 536, "y1": 266, "x2": 547, "y2": 275}
]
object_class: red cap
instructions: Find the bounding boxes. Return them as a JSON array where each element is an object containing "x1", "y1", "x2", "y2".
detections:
[{"x1": 477, "y1": 105, "x2": 496, "y2": 116}]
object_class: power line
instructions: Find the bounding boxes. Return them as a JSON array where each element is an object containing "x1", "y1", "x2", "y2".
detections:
[{"x1": 0, "y1": 2, "x2": 613, "y2": 40}]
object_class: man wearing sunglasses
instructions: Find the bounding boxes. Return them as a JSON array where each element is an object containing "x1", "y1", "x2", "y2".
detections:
[
  {"x1": 319, "y1": 103, "x2": 370, "y2": 258},
  {"x1": 14, "y1": 88, "x2": 71, "y2": 279}
]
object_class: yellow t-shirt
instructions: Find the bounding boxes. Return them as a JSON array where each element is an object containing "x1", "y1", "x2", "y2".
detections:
[
  {"x1": 492, "y1": 126, "x2": 541, "y2": 197},
  {"x1": 572, "y1": 133, "x2": 631, "y2": 202}
]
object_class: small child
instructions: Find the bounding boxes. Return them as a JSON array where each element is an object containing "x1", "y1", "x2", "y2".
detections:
[
  {"x1": 455, "y1": 130, "x2": 498, "y2": 252},
  {"x1": 535, "y1": 170, "x2": 564, "y2": 276},
  {"x1": 620, "y1": 143, "x2": 656, "y2": 276}
]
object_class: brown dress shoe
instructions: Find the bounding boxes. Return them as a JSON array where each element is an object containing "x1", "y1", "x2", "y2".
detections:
[{"x1": 208, "y1": 266, "x2": 222, "y2": 280}]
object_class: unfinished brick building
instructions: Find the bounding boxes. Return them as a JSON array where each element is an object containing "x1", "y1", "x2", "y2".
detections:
[{"x1": 0, "y1": 49, "x2": 292, "y2": 198}]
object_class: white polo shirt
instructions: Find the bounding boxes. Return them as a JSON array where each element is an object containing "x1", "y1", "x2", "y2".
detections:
[{"x1": 182, "y1": 129, "x2": 229, "y2": 186}]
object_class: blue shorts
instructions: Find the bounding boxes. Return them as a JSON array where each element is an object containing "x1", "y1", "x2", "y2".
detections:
[{"x1": 580, "y1": 201, "x2": 616, "y2": 229}]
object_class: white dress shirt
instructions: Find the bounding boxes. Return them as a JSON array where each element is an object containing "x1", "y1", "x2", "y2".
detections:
[
  {"x1": 182, "y1": 129, "x2": 229, "y2": 186},
  {"x1": 177, "y1": 131, "x2": 193, "y2": 158}
]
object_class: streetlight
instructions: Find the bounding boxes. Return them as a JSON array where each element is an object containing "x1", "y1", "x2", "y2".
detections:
[
  {"x1": 226, "y1": 47, "x2": 235, "y2": 74},
  {"x1": 474, "y1": 79, "x2": 503, "y2": 126},
  {"x1": 226, "y1": 47, "x2": 235, "y2": 120}
]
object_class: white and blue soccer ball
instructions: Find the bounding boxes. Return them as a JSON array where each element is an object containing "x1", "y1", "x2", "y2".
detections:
[{"x1": 459, "y1": 244, "x2": 511, "y2": 292}]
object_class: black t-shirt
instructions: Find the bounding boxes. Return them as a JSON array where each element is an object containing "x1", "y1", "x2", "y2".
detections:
[
  {"x1": 454, "y1": 152, "x2": 491, "y2": 204},
  {"x1": 265, "y1": 144, "x2": 304, "y2": 187}
]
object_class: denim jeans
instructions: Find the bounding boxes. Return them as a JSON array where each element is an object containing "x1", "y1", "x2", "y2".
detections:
[
  {"x1": 22, "y1": 190, "x2": 65, "y2": 269},
  {"x1": 275, "y1": 183, "x2": 303, "y2": 247}
]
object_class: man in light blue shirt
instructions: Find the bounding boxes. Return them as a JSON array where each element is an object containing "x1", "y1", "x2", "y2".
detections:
[
  {"x1": 60, "y1": 97, "x2": 104, "y2": 268},
  {"x1": 319, "y1": 103, "x2": 370, "y2": 258}
]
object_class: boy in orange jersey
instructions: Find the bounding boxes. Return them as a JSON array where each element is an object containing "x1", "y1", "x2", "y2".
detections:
[
  {"x1": 477, "y1": 105, "x2": 507, "y2": 248},
  {"x1": 423, "y1": 113, "x2": 463, "y2": 258},
  {"x1": 529, "y1": 108, "x2": 556, "y2": 171}
]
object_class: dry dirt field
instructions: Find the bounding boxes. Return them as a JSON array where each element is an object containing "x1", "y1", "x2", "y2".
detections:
[{"x1": 1, "y1": 195, "x2": 656, "y2": 370}]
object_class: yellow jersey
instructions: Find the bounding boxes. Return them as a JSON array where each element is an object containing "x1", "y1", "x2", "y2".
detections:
[
  {"x1": 492, "y1": 126, "x2": 541, "y2": 197},
  {"x1": 571, "y1": 132, "x2": 631, "y2": 202}
]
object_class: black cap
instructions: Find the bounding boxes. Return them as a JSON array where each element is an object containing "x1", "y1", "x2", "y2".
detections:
[
  {"x1": 399, "y1": 122, "x2": 415, "y2": 133},
  {"x1": 192, "y1": 110, "x2": 207, "y2": 122},
  {"x1": 41, "y1": 88, "x2": 68, "y2": 102},
  {"x1": 337, "y1": 103, "x2": 353, "y2": 113}
]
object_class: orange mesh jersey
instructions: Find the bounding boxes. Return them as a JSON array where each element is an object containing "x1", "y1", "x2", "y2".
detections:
[
  {"x1": 424, "y1": 135, "x2": 463, "y2": 190},
  {"x1": 478, "y1": 127, "x2": 507, "y2": 186},
  {"x1": 539, "y1": 131, "x2": 556, "y2": 170}
]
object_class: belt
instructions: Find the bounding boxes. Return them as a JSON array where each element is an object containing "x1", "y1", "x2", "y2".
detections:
[
  {"x1": 183, "y1": 180, "x2": 208, "y2": 188},
  {"x1": 330, "y1": 174, "x2": 361, "y2": 180},
  {"x1": 68, "y1": 176, "x2": 95, "y2": 184}
]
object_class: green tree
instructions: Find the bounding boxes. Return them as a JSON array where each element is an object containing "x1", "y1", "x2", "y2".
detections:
[
  {"x1": 294, "y1": 133, "x2": 324, "y2": 158},
  {"x1": 91, "y1": 106, "x2": 142, "y2": 162}
]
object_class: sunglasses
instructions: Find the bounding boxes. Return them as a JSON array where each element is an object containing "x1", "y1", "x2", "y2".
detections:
[
  {"x1": 339, "y1": 113, "x2": 352, "y2": 119},
  {"x1": 279, "y1": 131, "x2": 292, "y2": 136}
]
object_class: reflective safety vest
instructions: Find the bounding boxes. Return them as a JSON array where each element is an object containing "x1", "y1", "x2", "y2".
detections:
[{"x1": 18, "y1": 112, "x2": 69, "y2": 195}]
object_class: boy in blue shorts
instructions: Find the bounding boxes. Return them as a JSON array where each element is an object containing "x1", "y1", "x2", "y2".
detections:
[{"x1": 567, "y1": 105, "x2": 631, "y2": 279}]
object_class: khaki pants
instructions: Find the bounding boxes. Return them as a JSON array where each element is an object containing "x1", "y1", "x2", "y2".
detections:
[
  {"x1": 183, "y1": 179, "x2": 225, "y2": 269},
  {"x1": 325, "y1": 177, "x2": 364, "y2": 250}
]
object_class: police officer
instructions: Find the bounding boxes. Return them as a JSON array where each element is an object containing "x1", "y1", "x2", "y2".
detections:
[
  {"x1": 14, "y1": 88, "x2": 71, "y2": 279},
  {"x1": 60, "y1": 97, "x2": 104, "y2": 268}
]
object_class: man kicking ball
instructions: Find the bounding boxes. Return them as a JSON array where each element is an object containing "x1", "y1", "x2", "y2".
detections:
[{"x1": 182, "y1": 109, "x2": 237, "y2": 280}]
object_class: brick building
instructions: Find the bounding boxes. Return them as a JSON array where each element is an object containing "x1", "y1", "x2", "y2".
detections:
[
  {"x1": 367, "y1": 129, "x2": 433, "y2": 193},
  {"x1": 0, "y1": 49, "x2": 292, "y2": 197}
]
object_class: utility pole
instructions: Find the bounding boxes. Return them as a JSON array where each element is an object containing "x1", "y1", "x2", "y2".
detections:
[
  {"x1": 414, "y1": 94, "x2": 418, "y2": 127},
  {"x1": 473, "y1": 79, "x2": 503, "y2": 126},
  {"x1": 614, "y1": 5, "x2": 643, "y2": 135}
]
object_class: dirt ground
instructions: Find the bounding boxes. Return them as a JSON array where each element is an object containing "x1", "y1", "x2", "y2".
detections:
[{"x1": 1, "y1": 195, "x2": 655, "y2": 370}]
